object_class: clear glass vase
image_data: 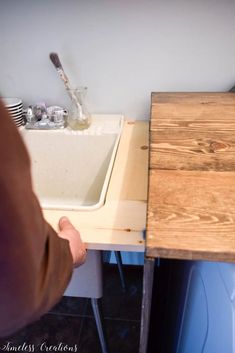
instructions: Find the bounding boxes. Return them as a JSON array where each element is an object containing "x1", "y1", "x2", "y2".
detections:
[{"x1": 67, "y1": 87, "x2": 91, "y2": 130}]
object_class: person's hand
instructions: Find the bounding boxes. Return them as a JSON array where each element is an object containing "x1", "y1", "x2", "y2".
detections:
[{"x1": 58, "y1": 217, "x2": 87, "y2": 268}]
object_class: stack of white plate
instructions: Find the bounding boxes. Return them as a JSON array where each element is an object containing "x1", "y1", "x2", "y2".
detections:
[{"x1": 3, "y1": 98, "x2": 23, "y2": 127}]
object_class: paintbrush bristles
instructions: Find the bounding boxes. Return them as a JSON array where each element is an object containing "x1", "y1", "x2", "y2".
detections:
[
  {"x1": 49, "y1": 52, "x2": 62, "y2": 70},
  {"x1": 49, "y1": 52, "x2": 83, "y2": 118}
]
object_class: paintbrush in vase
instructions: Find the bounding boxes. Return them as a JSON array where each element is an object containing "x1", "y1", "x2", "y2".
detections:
[{"x1": 49, "y1": 52, "x2": 83, "y2": 119}]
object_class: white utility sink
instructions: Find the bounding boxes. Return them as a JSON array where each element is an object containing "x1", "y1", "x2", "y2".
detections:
[{"x1": 21, "y1": 115, "x2": 124, "y2": 211}]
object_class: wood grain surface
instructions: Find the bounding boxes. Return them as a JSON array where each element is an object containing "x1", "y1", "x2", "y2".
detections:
[{"x1": 147, "y1": 93, "x2": 235, "y2": 261}]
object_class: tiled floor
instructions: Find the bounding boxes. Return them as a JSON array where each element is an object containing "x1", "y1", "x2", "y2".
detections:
[{"x1": 0, "y1": 264, "x2": 143, "y2": 353}]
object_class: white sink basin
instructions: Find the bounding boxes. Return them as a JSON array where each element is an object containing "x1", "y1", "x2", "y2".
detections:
[{"x1": 21, "y1": 115, "x2": 124, "y2": 211}]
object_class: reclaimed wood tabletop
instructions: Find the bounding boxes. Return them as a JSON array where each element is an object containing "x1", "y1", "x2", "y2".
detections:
[{"x1": 147, "y1": 92, "x2": 235, "y2": 262}]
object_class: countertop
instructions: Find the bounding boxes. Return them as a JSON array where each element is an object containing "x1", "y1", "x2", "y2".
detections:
[
  {"x1": 43, "y1": 120, "x2": 148, "y2": 252},
  {"x1": 147, "y1": 93, "x2": 235, "y2": 262}
]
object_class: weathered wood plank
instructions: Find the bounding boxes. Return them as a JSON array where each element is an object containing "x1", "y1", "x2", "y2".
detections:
[
  {"x1": 151, "y1": 92, "x2": 235, "y2": 105},
  {"x1": 147, "y1": 170, "x2": 235, "y2": 261},
  {"x1": 150, "y1": 131, "x2": 235, "y2": 171},
  {"x1": 147, "y1": 93, "x2": 235, "y2": 262}
]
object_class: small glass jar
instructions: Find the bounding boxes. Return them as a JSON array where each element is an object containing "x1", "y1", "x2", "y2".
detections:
[{"x1": 67, "y1": 87, "x2": 91, "y2": 130}]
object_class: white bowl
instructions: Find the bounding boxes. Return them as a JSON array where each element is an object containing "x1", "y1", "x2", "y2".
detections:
[
  {"x1": 10, "y1": 112, "x2": 23, "y2": 119},
  {"x1": 9, "y1": 109, "x2": 23, "y2": 116},
  {"x1": 14, "y1": 117, "x2": 23, "y2": 123},
  {"x1": 15, "y1": 119, "x2": 23, "y2": 123},
  {"x1": 12, "y1": 117, "x2": 23, "y2": 122},
  {"x1": 7, "y1": 104, "x2": 23, "y2": 112},
  {"x1": 3, "y1": 97, "x2": 22, "y2": 108}
]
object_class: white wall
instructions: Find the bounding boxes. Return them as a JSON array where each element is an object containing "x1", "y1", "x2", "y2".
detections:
[{"x1": 0, "y1": 0, "x2": 235, "y2": 120}]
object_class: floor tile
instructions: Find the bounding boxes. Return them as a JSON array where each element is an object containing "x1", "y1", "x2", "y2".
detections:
[
  {"x1": 0, "y1": 314, "x2": 83, "y2": 350},
  {"x1": 50, "y1": 296, "x2": 88, "y2": 317},
  {"x1": 79, "y1": 317, "x2": 140, "y2": 353}
]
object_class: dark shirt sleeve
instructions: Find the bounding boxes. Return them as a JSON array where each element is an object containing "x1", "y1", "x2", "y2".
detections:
[{"x1": 0, "y1": 100, "x2": 73, "y2": 337}]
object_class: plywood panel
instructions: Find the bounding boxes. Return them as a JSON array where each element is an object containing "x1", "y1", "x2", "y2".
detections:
[{"x1": 44, "y1": 120, "x2": 148, "y2": 252}]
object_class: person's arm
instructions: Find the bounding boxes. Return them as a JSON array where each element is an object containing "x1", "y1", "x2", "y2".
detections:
[{"x1": 0, "y1": 100, "x2": 84, "y2": 337}]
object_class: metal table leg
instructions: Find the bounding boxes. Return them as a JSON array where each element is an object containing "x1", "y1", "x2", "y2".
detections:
[
  {"x1": 139, "y1": 257, "x2": 155, "y2": 353},
  {"x1": 91, "y1": 298, "x2": 109, "y2": 353},
  {"x1": 114, "y1": 250, "x2": 126, "y2": 292},
  {"x1": 102, "y1": 250, "x2": 126, "y2": 292}
]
